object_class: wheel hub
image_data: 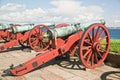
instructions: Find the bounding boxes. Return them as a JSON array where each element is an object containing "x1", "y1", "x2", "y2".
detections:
[
  {"x1": 92, "y1": 42, "x2": 100, "y2": 51},
  {"x1": 39, "y1": 36, "x2": 43, "y2": 40}
]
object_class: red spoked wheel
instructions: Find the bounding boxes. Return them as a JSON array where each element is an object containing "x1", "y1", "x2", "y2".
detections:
[
  {"x1": 28, "y1": 24, "x2": 50, "y2": 52},
  {"x1": 55, "y1": 23, "x2": 69, "y2": 28},
  {"x1": 1, "y1": 30, "x2": 16, "y2": 41},
  {"x1": 79, "y1": 23, "x2": 110, "y2": 68}
]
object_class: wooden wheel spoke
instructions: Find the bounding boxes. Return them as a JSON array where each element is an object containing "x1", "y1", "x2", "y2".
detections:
[
  {"x1": 86, "y1": 51, "x2": 92, "y2": 63},
  {"x1": 99, "y1": 48, "x2": 106, "y2": 53},
  {"x1": 40, "y1": 28, "x2": 43, "y2": 34},
  {"x1": 40, "y1": 31, "x2": 44, "y2": 36},
  {"x1": 41, "y1": 42, "x2": 45, "y2": 48},
  {"x1": 34, "y1": 28, "x2": 39, "y2": 33},
  {"x1": 30, "y1": 37, "x2": 36, "y2": 43},
  {"x1": 30, "y1": 37, "x2": 37, "y2": 41},
  {"x1": 92, "y1": 28, "x2": 94, "y2": 41},
  {"x1": 97, "y1": 30, "x2": 104, "y2": 38},
  {"x1": 84, "y1": 40, "x2": 92, "y2": 45},
  {"x1": 97, "y1": 52, "x2": 103, "y2": 59},
  {"x1": 99, "y1": 36, "x2": 107, "y2": 42},
  {"x1": 42, "y1": 42, "x2": 47, "y2": 46},
  {"x1": 91, "y1": 54, "x2": 95, "y2": 66},
  {"x1": 35, "y1": 44, "x2": 40, "y2": 50},
  {"x1": 41, "y1": 41, "x2": 45, "y2": 48},
  {"x1": 39, "y1": 30, "x2": 42, "y2": 35},
  {"x1": 94, "y1": 52, "x2": 98, "y2": 63},
  {"x1": 41, "y1": 27, "x2": 44, "y2": 31},
  {"x1": 100, "y1": 42, "x2": 108, "y2": 45},
  {"x1": 95, "y1": 27, "x2": 100, "y2": 40},
  {"x1": 31, "y1": 39, "x2": 38, "y2": 46},
  {"x1": 82, "y1": 46, "x2": 91, "y2": 50},
  {"x1": 88, "y1": 33, "x2": 92, "y2": 43},
  {"x1": 31, "y1": 34, "x2": 38, "y2": 39},
  {"x1": 38, "y1": 41, "x2": 41, "y2": 47},
  {"x1": 83, "y1": 49, "x2": 91, "y2": 58},
  {"x1": 37, "y1": 27, "x2": 41, "y2": 33},
  {"x1": 36, "y1": 41, "x2": 41, "y2": 48}
]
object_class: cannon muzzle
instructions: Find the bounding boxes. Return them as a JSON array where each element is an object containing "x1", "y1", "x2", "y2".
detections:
[{"x1": 0, "y1": 23, "x2": 11, "y2": 30}]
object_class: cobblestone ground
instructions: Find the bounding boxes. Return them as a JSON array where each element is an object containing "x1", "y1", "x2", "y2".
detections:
[{"x1": 0, "y1": 47, "x2": 120, "y2": 80}]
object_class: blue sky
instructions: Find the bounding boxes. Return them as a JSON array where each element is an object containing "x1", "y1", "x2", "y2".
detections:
[{"x1": 0, "y1": 0, "x2": 120, "y2": 27}]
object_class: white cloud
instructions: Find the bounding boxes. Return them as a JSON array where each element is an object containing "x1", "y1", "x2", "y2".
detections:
[
  {"x1": 0, "y1": 0, "x2": 104, "y2": 24},
  {"x1": 49, "y1": 0, "x2": 104, "y2": 22},
  {"x1": 50, "y1": 0, "x2": 82, "y2": 16},
  {"x1": 0, "y1": 3, "x2": 26, "y2": 12}
]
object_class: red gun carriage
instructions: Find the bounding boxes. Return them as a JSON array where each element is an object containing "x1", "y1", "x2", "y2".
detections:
[{"x1": 4, "y1": 20, "x2": 110, "y2": 76}]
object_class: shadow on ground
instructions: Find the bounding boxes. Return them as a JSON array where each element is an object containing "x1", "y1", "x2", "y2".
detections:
[
  {"x1": 0, "y1": 46, "x2": 31, "y2": 53},
  {"x1": 100, "y1": 71, "x2": 120, "y2": 80},
  {"x1": 56, "y1": 56, "x2": 86, "y2": 70},
  {"x1": 32, "y1": 56, "x2": 86, "y2": 72}
]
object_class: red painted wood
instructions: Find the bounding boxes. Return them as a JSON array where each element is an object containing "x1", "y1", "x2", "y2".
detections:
[{"x1": 79, "y1": 23, "x2": 110, "y2": 68}]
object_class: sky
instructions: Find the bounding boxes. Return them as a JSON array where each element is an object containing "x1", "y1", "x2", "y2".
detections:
[{"x1": 0, "y1": 0, "x2": 120, "y2": 27}]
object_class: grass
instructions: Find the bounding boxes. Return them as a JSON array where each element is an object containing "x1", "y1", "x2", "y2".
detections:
[{"x1": 109, "y1": 39, "x2": 120, "y2": 54}]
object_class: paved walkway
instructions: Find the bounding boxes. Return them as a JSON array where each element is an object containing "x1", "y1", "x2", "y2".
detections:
[{"x1": 0, "y1": 47, "x2": 120, "y2": 80}]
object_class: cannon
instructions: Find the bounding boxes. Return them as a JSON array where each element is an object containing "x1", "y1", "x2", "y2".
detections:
[
  {"x1": 0, "y1": 23, "x2": 65, "y2": 52},
  {"x1": 4, "y1": 19, "x2": 110, "y2": 76},
  {"x1": 0, "y1": 24, "x2": 35, "y2": 52},
  {"x1": 0, "y1": 23, "x2": 10, "y2": 41},
  {"x1": 0, "y1": 23, "x2": 21, "y2": 41}
]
